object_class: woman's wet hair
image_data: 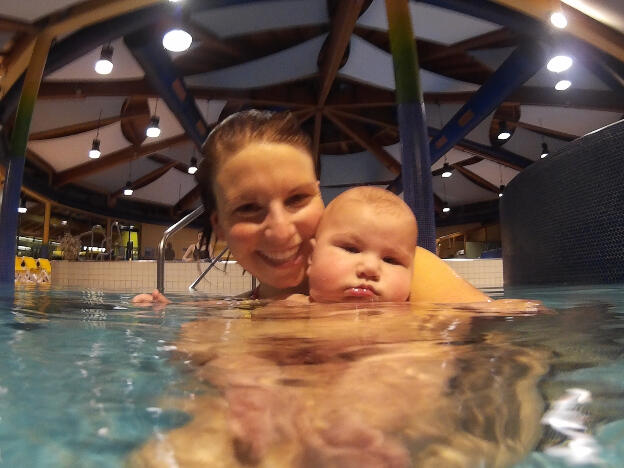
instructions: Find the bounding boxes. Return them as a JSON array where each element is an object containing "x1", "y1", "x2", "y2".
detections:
[{"x1": 196, "y1": 110, "x2": 313, "y2": 244}]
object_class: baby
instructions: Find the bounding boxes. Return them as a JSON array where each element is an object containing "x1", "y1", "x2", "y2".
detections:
[{"x1": 296, "y1": 186, "x2": 418, "y2": 303}]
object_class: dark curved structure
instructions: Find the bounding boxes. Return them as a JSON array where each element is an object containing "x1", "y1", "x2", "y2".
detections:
[{"x1": 501, "y1": 119, "x2": 624, "y2": 285}]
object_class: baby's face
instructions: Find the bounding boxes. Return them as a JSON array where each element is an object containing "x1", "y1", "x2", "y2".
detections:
[{"x1": 307, "y1": 202, "x2": 416, "y2": 303}]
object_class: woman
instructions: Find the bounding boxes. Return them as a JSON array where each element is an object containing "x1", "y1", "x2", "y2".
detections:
[
  {"x1": 133, "y1": 110, "x2": 488, "y2": 303},
  {"x1": 181, "y1": 232, "x2": 209, "y2": 262}
]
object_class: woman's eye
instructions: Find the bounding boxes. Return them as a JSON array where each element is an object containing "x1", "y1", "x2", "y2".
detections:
[
  {"x1": 286, "y1": 194, "x2": 310, "y2": 207},
  {"x1": 234, "y1": 203, "x2": 261, "y2": 215}
]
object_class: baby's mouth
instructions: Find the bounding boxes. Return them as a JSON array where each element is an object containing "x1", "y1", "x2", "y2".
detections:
[
  {"x1": 256, "y1": 245, "x2": 301, "y2": 266},
  {"x1": 344, "y1": 285, "x2": 379, "y2": 299}
]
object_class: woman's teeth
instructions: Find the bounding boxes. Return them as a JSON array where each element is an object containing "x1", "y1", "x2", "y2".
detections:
[{"x1": 259, "y1": 246, "x2": 299, "y2": 263}]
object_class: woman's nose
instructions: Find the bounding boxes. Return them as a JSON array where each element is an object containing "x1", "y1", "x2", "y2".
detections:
[
  {"x1": 264, "y1": 204, "x2": 296, "y2": 242},
  {"x1": 356, "y1": 254, "x2": 380, "y2": 281}
]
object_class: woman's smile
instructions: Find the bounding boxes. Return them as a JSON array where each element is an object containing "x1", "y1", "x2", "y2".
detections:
[{"x1": 256, "y1": 244, "x2": 302, "y2": 266}]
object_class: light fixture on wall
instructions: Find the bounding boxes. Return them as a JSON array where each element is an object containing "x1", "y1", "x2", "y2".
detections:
[
  {"x1": 163, "y1": 28, "x2": 192, "y2": 52},
  {"x1": 146, "y1": 99, "x2": 161, "y2": 138},
  {"x1": 188, "y1": 156, "x2": 198, "y2": 174},
  {"x1": 547, "y1": 55, "x2": 573, "y2": 73},
  {"x1": 88, "y1": 110, "x2": 103, "y2": 159},
  {"x1": 550, "y1": 11, "x2": 567, "y2": 28},
  {"x1": 497, "y1": 120, "x2": 511, "y2": 140},
  {"x1": 94, "y1": 44, "x2": 114, "y2": 75},
  {"x1": 17, "y1": 196, "x2": 27, "y2": 213},
  {"x1": 540, "y1": 142, "x2": 550, "y2": 158}
]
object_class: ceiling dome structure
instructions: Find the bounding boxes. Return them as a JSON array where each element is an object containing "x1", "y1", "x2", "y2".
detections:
[{"x1": 0, "y1": 0, "x2": 622, "y2": 226}]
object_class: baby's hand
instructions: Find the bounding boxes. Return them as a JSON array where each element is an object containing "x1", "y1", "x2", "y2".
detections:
[{"x1": 131, "y1": 289, "x2": 171, "y2": 305}]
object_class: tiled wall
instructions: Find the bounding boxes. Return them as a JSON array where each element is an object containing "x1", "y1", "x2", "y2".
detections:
[
  {"x1": 443, "y1": 258, "x2": 503, "y2": 289},
  {"x1": 51, "y1": 260, "x2": 253, "y2": 295},
  {"x1": 501, "y1": 119, "x2": 624, "y2": 285},
  {"x1": 51, "y1": 258, "x2": 501, "y2": 294}
]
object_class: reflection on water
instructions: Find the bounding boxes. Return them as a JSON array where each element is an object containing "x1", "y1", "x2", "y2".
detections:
[
  {"x1": 130, "y1": 303, "x2": 549, "y2": 468},
  {"x1": 3, "y1": 286, "x2": 624, "y2": 467}
]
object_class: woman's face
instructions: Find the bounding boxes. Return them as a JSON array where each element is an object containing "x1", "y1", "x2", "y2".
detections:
[{"x1": 212, "y1": 142, "x2": 324, "y2": 289}]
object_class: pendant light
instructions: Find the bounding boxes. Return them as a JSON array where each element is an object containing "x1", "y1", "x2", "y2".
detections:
[
  {"x1": 188, "y1": 150, "x2": 198, "y2": 174},
  {"x1": 441, "y1": 162, "x2": 453, "y2": 178},
  {"x1": 146, "y1": 99, "x2": 161, "y2": 138},
  {"x1": 555, "y1": 79, "x2": 571, "y2": 91},
  {"x1": 124, "y1": 161, "x2": 133, "y2": 196},
  {"x1": 547, "y1": 55, "x2": 573, "y2": 73},
  {"x1": 498, "y1": 165, "x2": 505, "y2": 198},
  {"x1": 497, "y1": 121, "x2": 511, "y2": 140},
  {"x1": 163, "y1": 29, "x2": 192, "y2": 52},
  {"x1": 17, "y1": 196, "x2": 27, "y2": 213},
  {"x1": 94, "y1": 44, "x2": 113, "y2": 75},
  {"x1": 550, "y1": 11, "x2": 567, "y2": 29},
  {"x1": 540, "y1": 142, "x2": 549, "y2": 158},
  {"x1": 89, "y1": 110, "x2": 103, "y2": 159},
  {"x1": 442, "y1": 179, "x2": 450, "y2": 213}
]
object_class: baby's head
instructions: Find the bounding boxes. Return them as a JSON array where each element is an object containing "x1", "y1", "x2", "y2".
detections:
[{"x1": 307, "y1": 187, "x2": 418, "y2": 303}]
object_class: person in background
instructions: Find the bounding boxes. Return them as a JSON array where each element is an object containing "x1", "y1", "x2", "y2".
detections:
[
  {"x1": 182, "y1": 232, "x2": 209, "y2": 262},
  {"x1": 164, "y1": 242, "x2": 176, "y2": 261}
]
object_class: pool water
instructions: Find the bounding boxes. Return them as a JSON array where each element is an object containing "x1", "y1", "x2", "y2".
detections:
[{"x1": 0, "y1": 284, "x2": 623, "y2": 467}]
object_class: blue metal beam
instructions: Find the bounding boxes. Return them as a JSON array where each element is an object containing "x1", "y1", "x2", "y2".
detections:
[
  {"x1": 429, "y1": 40, "x2": 549, "y2": 164},
  {"x1": 124, "y1": 29, "x2": 209, "y2": 149}
]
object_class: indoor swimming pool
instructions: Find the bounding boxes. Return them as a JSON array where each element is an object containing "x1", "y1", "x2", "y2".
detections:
[{"x1": 1, "y1": 285, "x2": 624, "y2": 467}]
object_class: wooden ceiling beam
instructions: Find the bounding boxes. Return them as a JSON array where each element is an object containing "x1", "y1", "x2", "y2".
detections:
[
  {"x1": 0, "y1": 16, "x2": 37, "y2": 34},
  {"x1": 174, "y1": 185, "x2": 201, "y2": 213},
  {"x1": 506, "y1": 120, "x2": 579, "y2": 142},
  {"x1": 318, "y1": 0, "x2": 365, "y2": 106},
  {"x1": 328, "y1": 108, "x2": 397, "y2": 130},
  {"x1": 324, "y1": 110, "x2": 401, "y2": 174},
  {"x1": 453, "y1": 164, "x2": 499, "y2": 194},
  {"x1": 183, "y1": 20, "x2": 244, "y2": 59},
  {"x1": 431, "y1": 156, "x2": 482, "y2": 176},
  {"x1": 109, "y1": 159, "x2": 178, "y2": 201},
  {"x1": 38, "y1": 79, "x2": 155, "y2": 98},
  {"x1": 29, "y1": 109, "x2": 147, "y2": 140},
  {"x1": 148, "y1": 153, "x2": 189, "y2": 174},
  {"x1": 419, "y1": 28, "x2": 514, "y2": 63},
  {"x1": 25, "y1": 148, "x2": 55, "y2": 179},
  {"x1": 54, "y1": 133, "x2": 189, "y2": 187},
  {"x1": 425, "y1": 87, "x2": 624, "y2": 112},
  {"x1": 453, "y1": 142, "x2": 526, "y2": 171}
]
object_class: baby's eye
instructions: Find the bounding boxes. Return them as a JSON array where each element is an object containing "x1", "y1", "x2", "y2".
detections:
[
  {"x1": 383, "y1": 256, "x2": 403, "y2": 265},
  {"x1": 340, "y1": 245, "x2": 360, "y2": 254}
]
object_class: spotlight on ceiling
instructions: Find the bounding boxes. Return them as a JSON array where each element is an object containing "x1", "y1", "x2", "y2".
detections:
[
  {"x1": 163, "y1": 29, "x2": 192, "y2": 52},
  {"x1": 188, "y1": 156, "x2": 198, "y2": 174},
  {"x1": 497, "y1": 121, "x2": 511, "y2": 140},
  {"x1": 442, "y1": 204, "x2": 451, "y2": 213},
  {"x1": 541, "y1": 142, "x2": 549, "y2": 159},
  {"x1": 88, "y1": 138, "x2": 101, "y2": 159},
  {"x1": 550, "y1": 11, "x2": 567, "y2": 28},
  {"x1": 94, "y1": 45, "x2": 114, "y2": 75},
  {"x1": 17, "y1": 197, "x2": 27, "y2": 213},
  {"x1": 123, "y1": 181, "x2": 133, "y2": 196},
  {"x1": 498, "y1": 185, "x2": 505, "y2": 198},
  {"x1": 547, "y1": 55, "x2": 573, "y2": 73},
  {"x1": 146, "y1": 115, "x2": 161, "y2": 138},
  {"x1": 555, "y1": 79, "x2": 571, "y2": 91}
]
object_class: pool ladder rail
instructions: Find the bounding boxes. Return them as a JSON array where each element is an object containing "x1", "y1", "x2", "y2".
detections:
[{"x1": 157, "y1": 206, "x2": 255, "y2": 294}]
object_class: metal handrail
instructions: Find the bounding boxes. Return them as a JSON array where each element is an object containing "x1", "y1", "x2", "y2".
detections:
[
  {"x1": 157, "y1": 205, "x2": 205, "y2": 292},
  {"x1": 188, "y1": 246, "x2": 229, "y2": 290}
]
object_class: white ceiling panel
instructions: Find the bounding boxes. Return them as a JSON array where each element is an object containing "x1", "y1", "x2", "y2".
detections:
[
  {"x1": 433, "y1": 171, "x2": 496, "y2": 206},
  {"x1": 131, "y1": 169, "x2": 196, "y2": 206},
  {"x1": 193, "y1": 0, "x2": 327, "y2": 38},
  {"x1": 45, "y1": 38, "x2": 144, "y2": 81},
  {"x1": 520, "y1": 105, "x2": 622, "y2": 137},
  {"x1": 195, "y1": 99, "x2": 228, "y2": 125},
  {"x1": 184, "y1": 35, "x2": 325, "y2": 89},
  {"x1": 340, "y1": 36, "x2": 479, "y2": 92},
  {"x1": 30, "y1": 97, "x2": 127, "y2": 133},
  {"x1": 466, "y1": 159, "x2": 519, "y2": 186},
  {"x1": 79, "y1": 157, "x2": 163, "y2": 193},
  {"x1": 320, "y1": 151, "x2": 395, "y2": 186},
  {"x1": 358, "y1": 0, "x2": 500, "y2": 45},
  {"x1": 2, "y1": 0, "x2": 82, "y2": 22},
  {"x1": 500, "y1": 127, "x2": 569, "y2": 161},
  {"x1": 468, "y1": 47, "x2": 515, "y2": 70},
  {"x1": 158, "y1": 141, "x2": 197, "y2": 165},
  {"x1": 28, "y1": 122, "x2": 131, "y2": 172}
]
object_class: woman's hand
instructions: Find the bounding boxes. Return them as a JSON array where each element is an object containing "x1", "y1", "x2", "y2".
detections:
[{"x1": 131, "y1": 289, "x2": 172, "y2": 305}]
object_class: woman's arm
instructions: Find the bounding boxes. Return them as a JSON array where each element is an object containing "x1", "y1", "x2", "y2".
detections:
[
  {"x1": 182, "y1": 244, "x2": 195, "y2": 262},
  {"x1": 410, "y1": 247, "x2": 491, "y2": 303}
]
